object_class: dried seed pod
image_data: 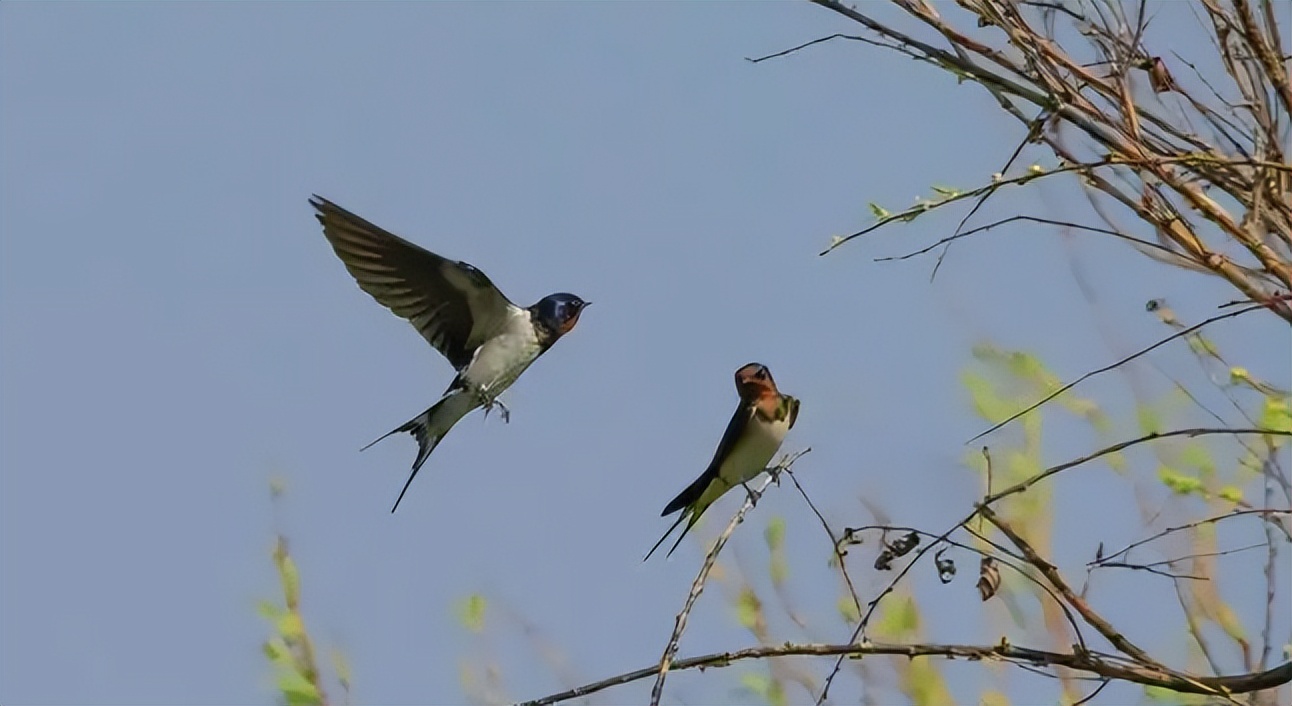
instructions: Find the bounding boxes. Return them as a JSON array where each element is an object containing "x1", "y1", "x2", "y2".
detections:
[
  {"x1": 875, "y1": 531, "x2": 920, "y2": 571},
  {"x1": 977, "y1": 556, "x2": 1001, "y2": 601},
  {"x1": 934, "y1": 547, "x2": 956, "y2": 584},
  {"x1": 874, "y1": 549, "x2": 894, "y2": 571},
  {"x1": 891, "y1": 531, "x2": 920, "y2": 557}
]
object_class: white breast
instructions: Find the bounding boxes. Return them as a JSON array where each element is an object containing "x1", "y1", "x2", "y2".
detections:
[
  {"x1": 696, "y1": 411, "x2": 791, "y2": 510},
  {"x1": 463, "y1": 307, "x2": 542, "y2": 394}
]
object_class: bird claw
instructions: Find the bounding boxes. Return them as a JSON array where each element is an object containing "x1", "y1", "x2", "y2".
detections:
[
  {"x1": 482, "y1": 397, "x2": 511, "y2": 424},
  {"x1": 767, "y1": 464, "x2": 784, "y2": 486},
  {"x1": 742, "y1": 482, "x2": 761, "y2": 507}
]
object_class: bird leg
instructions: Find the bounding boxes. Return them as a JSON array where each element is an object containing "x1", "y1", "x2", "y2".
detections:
[
  {"x1": 487, "y1": 398, "x2": 511, "y2": 424},
  {"x1": 478, "y1": 387, "x2": 511, "y2": 424},
  {"x1": 742, "y1": 482, "x2": 761, "y2": 507},
  {"x1": 766, "y1": 464, "x2": 783, "y2": 486}
]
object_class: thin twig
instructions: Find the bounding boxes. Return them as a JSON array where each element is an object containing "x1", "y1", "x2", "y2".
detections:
[
  {"x1": 1072, "y1": 678, "x2": 1113, "y2": 706},
  {"x1": 984, "y1": 428, "x2": 1292, "y2": 507},
  {"x1": 1092, "y1": 562, "x2": 1209, "y2": 580},
  {"x1": 968, "y1": 304, "x2": 1267, "y2": 443},
  {"x1": 876, "y1": 214, "x2": 1179, "y2": 264},
  {"x1": 1093, "y1": 508, "x2": 1291, "y2": 566},
  {"x1": 980, "y1": 505, "x2": 1167, "y2": 668},
  {"x1": 784, "y1": 468, "x2": 864, "y2": 623},
  {"x1": 515, "y1": 641, "x2": 1292, "y2": 706},
  {"x1": 648, "y1": 449, "x2": 809, "y2": 706}
]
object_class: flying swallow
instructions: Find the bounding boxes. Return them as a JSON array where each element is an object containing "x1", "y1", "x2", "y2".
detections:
[
  {"x1": 311, "y1": 195, "x2": 589, "y2": 512},
  {"x1": 645, "y1": 363, "x2": 800, "y2": 560}
]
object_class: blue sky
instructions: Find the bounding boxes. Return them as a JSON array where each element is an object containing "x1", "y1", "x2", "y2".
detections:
[{"x1": 2, "y1": 3, "x2": 1287, "y2": 705}]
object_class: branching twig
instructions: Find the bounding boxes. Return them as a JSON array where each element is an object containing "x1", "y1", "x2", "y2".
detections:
[
  {"x1": 1093, "y1": 508, "x2": 1291, "y2": 567},
  {"x1": 984, "y1": 428, "x2": 1292, "y2": 507},
  {"x1": 648, "y1": 449, "x2": 810, "y2": 706},
  {"x1": 784, "y1": 468, "x2": 865, "y2": 631},
  {"x1": 516, "y1": 641, "x2": 1292, "y2": 706},
  {"x1": 980, "y1": 505, "x2": 1166, "y2": 668},
  {"x1": 875, "y1": 214, "x2": 1179, "y2": 264},
  {"x1": 969, "y1": 304, "x2": 1267, "y2": 443}
]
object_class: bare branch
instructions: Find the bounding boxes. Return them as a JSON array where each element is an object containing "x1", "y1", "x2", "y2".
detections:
[
  {"x1": 980, "y1": 505, "x2": 1167, "y2": 668},
  {"x1": 968, "y1": 304, "x2": 1268, "y2": 443},
  {"x1": 1093, "y1": 508, "x2": 1291, "y2": 567},
  {"x1": 784, "y1": 468, "x2": 864, "y2": 624},
  {"x1": 516, "y1": 642, "x2": 1292, "y2": 706},
  {"x1": 648, "y1": 449, "x2": 810, "y2": 706},
  {"x1": 984, "y1": 427, "x2": 1292, "y2": 506}
]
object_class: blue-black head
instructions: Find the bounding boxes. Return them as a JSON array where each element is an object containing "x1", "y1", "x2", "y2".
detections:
[{"x1": 531, "y1": 293, "x2": 589, "y2": 338}]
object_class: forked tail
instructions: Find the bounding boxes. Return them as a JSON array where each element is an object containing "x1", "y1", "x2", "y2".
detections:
[{"x1": 363, "y1": 390, "x2": 478, "y2": 513}]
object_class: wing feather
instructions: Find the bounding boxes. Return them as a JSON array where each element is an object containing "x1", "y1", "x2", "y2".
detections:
[{"x1": 311, "y1": 195, "x2": 516, "y2": 369}]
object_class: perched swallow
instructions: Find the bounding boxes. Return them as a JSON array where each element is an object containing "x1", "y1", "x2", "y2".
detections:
[
  {"x1": 645, "y1": 363, "x2": 800, "y2": 560},
  {"x1": 311, "y1": 196, "x2": 589, "y2": 512}
]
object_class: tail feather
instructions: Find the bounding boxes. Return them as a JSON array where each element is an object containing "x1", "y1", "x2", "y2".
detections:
[
  {"x1": 645, "y1": 470, "x2": 719, "y2": 561},
  {"x1": 363, "y1": 391, "x2": 477, "y2": 513},
  {"x1": 643, "y1": 511, "x2": 692, "y2": 562},
  {"x1": 661, "y1": 470, "x2": 714, "y2": 517}
]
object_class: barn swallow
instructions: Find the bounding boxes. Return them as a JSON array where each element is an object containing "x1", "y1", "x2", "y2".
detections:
[
  {"x1": 311, "y1": 196, "x2": 589, "y2": 512},
  {"x1": 645, "y1": 363, "x2": 800, "y2": 560}
]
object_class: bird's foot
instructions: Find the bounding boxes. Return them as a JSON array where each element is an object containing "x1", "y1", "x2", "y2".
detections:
[
  {"x1": 742, "y1": 482, "x2": 762, "y2": 507},
  {"x1": 482, "y1": 397, "x2": 511, "y2": 424},
  {"x1": 766, "y1": 464, "x2": 784, "y2": 486}
]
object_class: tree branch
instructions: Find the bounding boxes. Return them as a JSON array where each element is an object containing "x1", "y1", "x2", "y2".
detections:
[
  {"x1": 517, "y1": 641, "x2": 1292, "y2": 706},
  {"x1": 968, "y1": 304, "x2": 1268, "y2": 443},
  {"x1": 648, "y1": 449, "x2": 810, "y2": 706}
]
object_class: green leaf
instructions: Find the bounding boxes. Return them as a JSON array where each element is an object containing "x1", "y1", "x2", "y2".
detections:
[
  {"x1": 1260, "y1": 396, "x2": 1291, "y2": 433},
  {"x1": 277, "y1": 613, "x2": 305, "y2": 641},
  {"x1": 907, "y1": 658, "x2": 952, "y2": 706},
  {"x1": 456, "y1": 594, "x2": 487, "y2": 634},
  {"x1": 876, "y1": 595, "x2": 919, "y2": 637},
  {"x1": 277, "y1": 669, "x2": 322, "y2": 706},
  {"x1": 767, "y1": 678, "x2": 787, "y2": 706},
  {"x1": 262, "y1": 637, "x2": 291, "y2": 665},
  {"x1": 1179, "y1": 443, "x2": 1216, "y2": 478},
  {"x1": 1218, "y1": 486, "x2": 1243, "y2": 503},
  {"x1": 739, "y1": 671, "x2": 772, "y2": 699},
  {"x1": 837, "y1": 595, "x2": 860, "y2": 624},
  {"x1": 1158, "y1": 466, "x2": 1203, "y2": 495},
  {"x1": 868, "y1": 202, "x2": 891, "y2": 220},
  {"x1": 735, "y1": 587, "x2": 761, "y2": 630},
  {"x1": 769, "y1": 554, "x2": 788, "y2": 586},
  {"x1": 980, "y1": 689, "x2": 1010, "y2": 706},
  {"x1": 763, "y1": 517, "x2": 785, "y2": 551},
  {"x1": 1145, "y1": 684, "x2": 1207, "y2": 704},
  {"x1": 1136, "y1": 404, "x2": 1162, "y2": 435},
  {"x1": 279, "y1": 554, "x2": 301, "y2": 609},
  {"x1": 962, "y1": 372, "x2": 1016, "y2": 424},
  {"x1": 1215, "y1": 603, "x2": 1247, "y2": 641},
  {"x1": 930, "y1": 184, "x2": 962, "y2": 197},
  {"x1": 257, "y1": 600, "x2": 283, "y2": 622},
  {"x1": 1004, "y1": 351, "x2": 1052, "y2": 388},
  {"x1": 330, "y1": 648, "x2": 352, "y2": 690},
  {"x1": 1185, "y1": 333, "x2": 1220, "y2": 359}
]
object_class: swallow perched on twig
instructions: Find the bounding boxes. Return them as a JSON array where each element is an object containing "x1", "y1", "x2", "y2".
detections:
[
  {"x1": 645, "y1": 363, "x2": 800, "y2": 560},
  {"x1": 311, "y1": 196, "x2": 589, "y2": 512}
]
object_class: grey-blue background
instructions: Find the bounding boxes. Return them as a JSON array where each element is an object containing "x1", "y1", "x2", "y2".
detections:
[{"x1": 2, "y1": 3, "x2": 1286, "y2": 705}]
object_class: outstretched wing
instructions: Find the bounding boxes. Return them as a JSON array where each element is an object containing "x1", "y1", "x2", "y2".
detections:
[{"x1": 312, "y1": 195, "x2": 517, "y2": 370}]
